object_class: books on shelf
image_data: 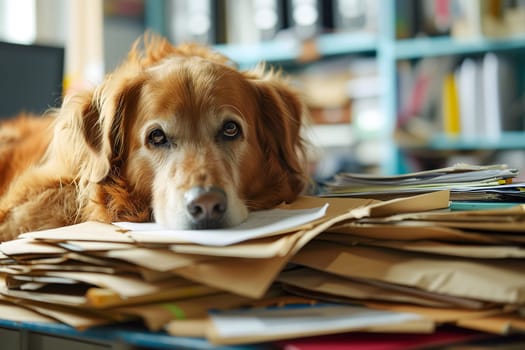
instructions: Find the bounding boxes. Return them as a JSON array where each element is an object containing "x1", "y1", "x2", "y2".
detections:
[
  {"x1": 441, "y1": 73, "x2": 460, "y2": 136},
  {"x1": 225, "y1": 0, "x2": 284, "y2": 44},
  {"x1": 453, "y1": 52, "x2": 518, "y2": 141},
  {"x1": 332, "y1": 0, "x2": 377, "y2": 34},
  {"x1": 397, "y1": 52, "x2": 522, "y2": 146},
  {"x1": 455, "y1": 57, "x2": 484, "y2": 140},
  {"x1": 166, "y1": 0, "x2": 378, "y2": 46},
  {"x1": 395, "y1": 0, "x2": 525, "y2": 39},
  {"x1": 397, "y1": 56, "x2": 455, "y2": 141},
  {"x1": 452, "y1": 0, "x2": 525, "y2": 39},
  {"x1": 167, "y1": 0, "x2": 226, "y2": 45}
]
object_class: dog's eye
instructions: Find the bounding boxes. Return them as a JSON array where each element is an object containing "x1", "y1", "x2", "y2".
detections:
[
  {"x1": 147, "y1": 128, "x2": 169, "y2": 147},
  {"x1": 222, "y1": 121, "x2": 241, "y2": 140}
]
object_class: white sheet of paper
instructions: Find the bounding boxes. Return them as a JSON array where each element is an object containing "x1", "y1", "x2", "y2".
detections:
[
  {"x1": 114, "y1": 204, "x2": 328, "y2": 246},
  {"x1": 209, "y1": 304, "x2": 422, "y2": 338}
]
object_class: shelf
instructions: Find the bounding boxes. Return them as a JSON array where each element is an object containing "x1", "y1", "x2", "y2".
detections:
[
  {"x1": 215, "y1": 32, "x2": 376, "y2": 68},
  {"x1": 144, "y1": 0, "x2": 525, "y2": 174},
  {"x1": 427, "y1": 132, "x2": 525, "y2": 151},
  {"x1": 393, "y1": 35, "x2": 525, "y2": 59},
  {"x1": 316, "y1": 31, "x2": 377, "y2": 56},
  {"x1": 307, "y1": 123, "x2": 355, "y2": 148}
]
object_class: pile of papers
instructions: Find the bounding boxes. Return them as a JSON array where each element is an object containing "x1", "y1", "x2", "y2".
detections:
[
  {"x1": 0, "y1": 190, "x2": 524, "y2": 345},
  {"x1": 322, "y1": 163, "x2": 525, "y2": 202}
]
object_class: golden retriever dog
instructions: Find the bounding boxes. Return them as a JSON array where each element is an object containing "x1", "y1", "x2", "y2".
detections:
[{"x1": 0, "y1": 35, "x2": 308, "y2": 241}]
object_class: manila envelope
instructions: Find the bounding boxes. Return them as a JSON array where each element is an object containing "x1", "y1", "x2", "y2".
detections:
[
  {"x1": 164, "y1": 288, "x2": 286, "y2": 336},
  {"x1": 3, "y1": 269, "x2": 219, "y2": 308},
  {"x1": 43, "y1": 271, "x2": 203, "y2": 298},
  {"x1": 280, "y1": 191, "x2": 449, "y2": 219},
  {"x1": 0, "y1": 277, "x2": 89, "y2": 307},
  {"x1": 355, "y1": 239, "x2": 525, "y2": 259},
  {"x1": 366, "y1": 302, "x2": 525, "y2": 336},
  {"x1": 365, "y1": 204, "x2": 525, "y2": 233},
  {"x1": 99, "y1": 247, "x2": 218, "y2": 272},
  {"x1": 292, "y1": 240, "x2": 525, "y2": 304},
  {"x1": 284, "y1": 191, "x2": 451, "y2": 256},
  {"x1": 170, "y1": 219, "x2": 360, "y2": 298},
  {"x1": 319, "y1": 233, "x2": 525, "y2": 259},
  {"x1": 173, "y1": 254, "x2": 291, "y2": 298},
  {"x1": 115, "y1": 287, "x2": 285, "y2": 331},
  {"x1": 169, "y1": 230, "x2": 305, "y2": 258},
  {"x1": 169, "y1": 191, "x2": 452, "y2": 299},
  {"x1": 345, "y1": 190, "x2": 450, "y2": 219},
  {"x1": 415, "y1": 220, "x2": 525, "y2": 233},
  {"x1": 58, "y1": 240, "x2": 136, "y2": 252},
  {"x1": 456, "y1": 312, "x2": 525, "y2": 334},
  {"x1": 166, "y1": 319, "x2": 209, "y2": 337},
  {"x1": 2, "y1": 296, "x2": 119, "y2": 330},
  {"x1": 365, "y1": 302, "x2": 512, "y2": 324},
  {"x1": 325, "y1": 224, "x2": 506, "y2": 244},
  {"x1": 2, "y1": 275, "x2": 217, "y2": 310},
  {"x1": 129, "y1": 191, "x2": 446, "y2": 246},
  {"x1": 0, "y1": 237, "x2": 67, "y2": 256},
  {"x1": 67, "y1": 233, "x2": 303, "y2": 259},
  {"x1": 125, "y1": 196, "x2": 375, "y2": 246},
  {"x1": 0, "y1": 250, "x2": 14, "y2": 263},
  {"x1": 115, "y1": 292, "x2": 256, "y2": 331},
  {"x1": 0, "y1": 262, "x2": 119, "y2": 275},
  {"x1": 277, "y1": 267, "x2": 488, "y2": 309},
  {"x1": 390, "y1": 204, "x2": 525, "y2": 222},
  {"x1": 19, "y1": 221, "x2": 134, "y2": 242},
  {"x1": 0, "y1": 297, "x2": 56, "y2": 324}
]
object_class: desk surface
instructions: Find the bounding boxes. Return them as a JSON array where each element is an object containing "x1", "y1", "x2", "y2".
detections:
[
  {"x1": 3, "y1": 318, "x2": 525, "y2": 350},
  {"x1": 0, "y1": 319, "x2": 268, "y2": 350}
]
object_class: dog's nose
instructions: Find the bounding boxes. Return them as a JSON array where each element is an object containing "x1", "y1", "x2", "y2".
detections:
[{"x1": 184, "y1": 186, "x2": 227, "y2": 229}]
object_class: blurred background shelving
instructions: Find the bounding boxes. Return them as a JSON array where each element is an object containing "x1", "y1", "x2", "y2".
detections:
[
  {"x1": 141, "y1": 0, "x2": 525, "y2": 178},
  {"x1": 2, "y1": 0, "x2": 525, "y2": 178}
]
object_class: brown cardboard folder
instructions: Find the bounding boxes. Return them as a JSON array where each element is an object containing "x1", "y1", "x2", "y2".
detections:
[{"x1": 1, "y1": 191, "x2": 524, "y2": 344}]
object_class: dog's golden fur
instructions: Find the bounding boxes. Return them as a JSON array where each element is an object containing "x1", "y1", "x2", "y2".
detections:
[{"x1": 0, "y1": 35, "x2": 308, "y2": 241}]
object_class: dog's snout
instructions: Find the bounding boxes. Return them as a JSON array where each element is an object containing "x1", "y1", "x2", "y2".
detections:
[{"x1": 184, "y1": 186, "x2": 227, "y2": 229}]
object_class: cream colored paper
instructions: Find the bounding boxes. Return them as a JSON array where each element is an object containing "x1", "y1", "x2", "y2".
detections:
[
  {"x1": 116, "y1": 203, "x2": 329, "y2": 246},
  {"x1": 19, "y1": 221, "x2": 134, "y2": 242},
  {"x1": 278, "y1": 267, "x2": 488, "y2": 308},
  {"x1": 206, "y1": 304, "x2": 424, "y2": 345},
  {"x1": 292, "y1": 240, "x2": 525, "y2": 304}
]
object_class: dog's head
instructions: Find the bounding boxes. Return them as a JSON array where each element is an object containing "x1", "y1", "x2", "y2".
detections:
[{"x1": 60, "y1": 35, "x2": 308, "y2": 229}]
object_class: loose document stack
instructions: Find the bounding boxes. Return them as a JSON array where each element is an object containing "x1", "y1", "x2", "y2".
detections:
[
  {"x1": 322, "y1": 163, "x2": 525, "y2": 202},
  {"x1": 0, "y1": 180, "x2": 524, "y2": 345}
]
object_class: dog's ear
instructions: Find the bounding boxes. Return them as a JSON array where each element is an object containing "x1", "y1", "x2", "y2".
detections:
[
  {"x1": 95, "y1": 77, "x2": 144, "y2": 181},
  {"x1": 248, "y1": 70, "x2": 308, "y2": 201},
  {"x1": 62, "y1": 76, "x2": 144, "y2": 183}
]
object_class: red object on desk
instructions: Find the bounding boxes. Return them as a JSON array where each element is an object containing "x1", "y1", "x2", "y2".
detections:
[{"x1": 275, "y1": 327, "x2": 487, "y2": 350}]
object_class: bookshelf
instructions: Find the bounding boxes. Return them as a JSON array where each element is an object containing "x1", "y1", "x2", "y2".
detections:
[
  {"x1": 393, "y1": 35, "x2": 525, "y2": 59},
  {"x1": 214, "y1": 31, "x2": 377, "y2": 69},
  {"x1": 428, "y1": 132, "x2": 525, "y2": 151},
  {"x1": 143, "y1": 0, "x2": 525, "y2": 175}
]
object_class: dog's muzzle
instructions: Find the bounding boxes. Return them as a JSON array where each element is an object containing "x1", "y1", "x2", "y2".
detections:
[{"x1": 184, "y1": 186, "x2": 227, "y2": 229}]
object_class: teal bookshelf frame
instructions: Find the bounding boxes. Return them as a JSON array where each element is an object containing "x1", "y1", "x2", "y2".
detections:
[
  {"x1": 393, "y1": 35, "x2": 525, "y2": 59},
  {"x1": 428, "y1": 132, "x2": 525, "y2": 151},
  {"x1": 214, "y1": 31, "x2": 377, "y2": 69},
  {"x1": 144, "y1": 0, "x2": 525, "y2": 175},
  {"x1": 144, "y1": 0, "x2": 166, "y2": 36}
]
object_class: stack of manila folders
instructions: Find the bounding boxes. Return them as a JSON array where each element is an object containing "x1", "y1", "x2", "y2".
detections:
[{"x1": 0, "y1": 165, "x2": 524, "y2": 346}]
